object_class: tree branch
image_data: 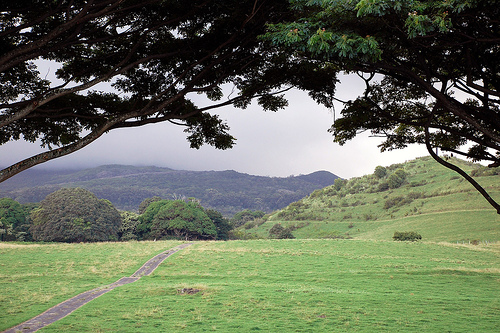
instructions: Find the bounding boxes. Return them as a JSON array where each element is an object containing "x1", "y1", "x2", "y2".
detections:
[{"x1": 424, "y1": 125, "x2": 500, "y2": 214}]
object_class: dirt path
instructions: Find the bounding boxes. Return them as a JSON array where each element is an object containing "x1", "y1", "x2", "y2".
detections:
[{"x1": 3, "y1": 243, "x2": 192, "y2": 333}]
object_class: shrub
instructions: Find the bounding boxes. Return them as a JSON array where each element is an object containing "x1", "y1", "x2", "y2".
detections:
[
  {"x1": 374, "y1": 166, "x2": 387, "y2": 179},
  {"x1": 309, "y1": 189, "x2": 323, "y2": 198},
  {"x1": 377, "y1": 181, "x2": 390, "y2": 192},
  {"x1": 231, "y1": 210, "x2": 266, "y2": 228},
  {"x1": 393, "y1": 231, "x2": 422, "y2": 242},
  {"x1": 384, "y1": 196, "x2": 413, "y2": 209},
  {"x1": 388, "y1": 169, "x2": 407, "y2": 189},
  {"x1": 228, "y1": 229, "x2": 261, "y2": 240},
  {"x1": 268, "y1": 223, "x2": 295, "y2": 239},
  {"x1": 364, "y1": 214, "x2": 375, "y2": 221},
  {"x1": 333, "y1": 178, "x2": 347, "y2": 191}
]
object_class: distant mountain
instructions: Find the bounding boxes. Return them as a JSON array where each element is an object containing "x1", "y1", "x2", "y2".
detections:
[{"x1": 0, "y1": 165, "x2": 340, "y2": 216}]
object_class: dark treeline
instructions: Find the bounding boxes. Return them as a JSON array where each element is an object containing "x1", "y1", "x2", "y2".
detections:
[{"x1": 0, "y1": 188, "x2": 267, "y2": 242}]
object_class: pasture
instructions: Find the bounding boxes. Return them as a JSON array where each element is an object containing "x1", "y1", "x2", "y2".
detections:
[{"x1": 1, "y1": 239, "x2": 499, "y2": 332}]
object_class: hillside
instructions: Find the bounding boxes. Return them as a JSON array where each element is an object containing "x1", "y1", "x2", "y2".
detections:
[
  {"x1": 240, "y1": 156, "x2": 500, "y2": 242},
  {"x1": 0, "y1": 165, "x2": 339, "y2": 215}
]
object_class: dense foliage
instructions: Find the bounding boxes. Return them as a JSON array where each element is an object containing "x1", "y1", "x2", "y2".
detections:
[
  {"x1": 231, "y1": 210, "x2": 267, "y2": 228},
  {"x1": 205, "y1": 209, "x2": 232, "y2": 241},
  {"x1": 0, "y1": 197, "x2": 27, "y2": 241},
  {"x1": 118, "y1": 211, "x2": 140, "y2": 241},
  {"x1": 393, "y1": 231, "x2": 422, "y2": 242},
  {"x1": 264, "y1": 0, "x2": 500, "y2": 212},
  {"x1": 0, "y1": 0, "x2": 337, "y2": 182},
  {"x1": 137, "y1": 199, "x2": 217, "y2": 240},
  {"x1": 30, "y1": 188, "x2": 122, "y2": 242},
  {"x1": 268, "y1": 223, "x2": 295, "y2": 239}
]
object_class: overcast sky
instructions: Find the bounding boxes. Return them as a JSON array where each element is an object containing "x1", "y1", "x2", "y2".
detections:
[{"x1": 0, "y1": 74, "x2": 429, "y2": 180}]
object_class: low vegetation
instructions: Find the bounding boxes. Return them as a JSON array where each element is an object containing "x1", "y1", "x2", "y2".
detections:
[
  {"x1": 1, "y1": 156, "x2": 498, "y2": 243},
  {"x1": 2, "y1": 240, "x2": 499, "y2": 332},
  {"x1": 392, "y1": 231, "x2": 422, "y2": 242}
]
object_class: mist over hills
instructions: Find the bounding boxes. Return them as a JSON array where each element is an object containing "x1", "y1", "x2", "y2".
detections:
[{"x1": 0, "y1": 165, "x2": 339, "y2": 216}]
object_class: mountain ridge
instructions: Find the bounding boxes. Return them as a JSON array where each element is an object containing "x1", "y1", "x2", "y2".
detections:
[{"x1": 0, "y1": 165, "x2": 340, "y2": 216}]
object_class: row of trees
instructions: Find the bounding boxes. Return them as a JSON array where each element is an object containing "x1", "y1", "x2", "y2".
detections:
[{"x1": 0, "y1": 188, "x2": 242, "y2": 242}]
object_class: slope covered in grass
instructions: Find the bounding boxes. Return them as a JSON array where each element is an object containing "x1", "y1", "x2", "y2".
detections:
[{"x1": 242, "y1": 157, "x2": 500, "y2": 242}]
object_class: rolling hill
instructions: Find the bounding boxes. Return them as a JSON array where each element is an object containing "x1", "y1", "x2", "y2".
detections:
[
  {"x1": 239, "y1": 156, "x2": 500, "y2": 243},
  {"x1": 0, "y1": 165, "x2": 339, "y2": 215}
]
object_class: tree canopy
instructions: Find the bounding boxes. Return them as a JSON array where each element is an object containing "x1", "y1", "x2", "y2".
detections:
[
  {"x1": 137, "y1": 199, "x2": 218, "y2": 240},
  {"x1": 30, "y1": 187, "x2": 122, "y2": 242},
  {"x1": 0, "y1": 197, "x2": 26, "y2": 241},
  {"x1": 0, "y1": 0, "x2": 336, "y2": 182},
  {"x1": 264, "y1": 0, "x2": 500, "y2": 212}
]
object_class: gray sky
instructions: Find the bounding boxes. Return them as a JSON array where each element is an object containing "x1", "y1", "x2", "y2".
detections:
[{"x1": 0, "y1": 74, "x2": 428, "y2": 179}]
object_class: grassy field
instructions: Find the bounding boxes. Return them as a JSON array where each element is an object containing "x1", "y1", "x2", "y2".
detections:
[
  {"x1": 2, "y1": 239, "x2": 499, "y2": 332},
  {"x1": 0, "y1": 241, "x2": 181, "y2": 331}
]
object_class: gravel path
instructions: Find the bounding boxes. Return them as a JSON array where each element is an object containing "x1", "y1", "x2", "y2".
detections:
[{"x1": 3, "y1": 243, "x2": 192, "y2": 333}]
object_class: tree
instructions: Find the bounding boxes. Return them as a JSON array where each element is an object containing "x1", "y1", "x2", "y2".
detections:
[
  {"x1": 138, "y1": 196, "x2": 162, "y2": 215},
  {"x1": 205, "y1": 208, "x2": 232, "y2": 240},
  {"x1": 264, "y1": 0, "x2": 500, "y2": 212},
  {"x1": 0, "y1": 197, "x2": 26, "y2": 241},
  {"x1": 374, "y1": 166, "x2": 387, "y2": 179},
  {"x1": 119, "y1": 211, "x2": 140, "y2": 241},
  {"x1": 30, "y1": 188, "x2": 122, "y2": 242},
  {"x1": 0, "y1": 0, "x2": 336, "y2": 182},
  {"x1": 138, "y1": 199, "x2": 217, "y2": 240},
  {"x1": 388, "y1": 169, "x2": 407, "y2": 189},
  {"x1": 231, "y1": 209, "x2": 266, "y2": 228}
]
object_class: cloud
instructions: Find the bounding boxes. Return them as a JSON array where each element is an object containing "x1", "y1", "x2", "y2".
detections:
[{"x1": 0, "y1": 75, "x2": 428, "y2": 179}]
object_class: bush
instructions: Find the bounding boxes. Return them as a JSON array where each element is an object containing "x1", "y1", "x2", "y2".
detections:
[
  {"x1": 384, "y1": 196, "x2": 414, "y2": 209},
  {"x1": 388, "y1": 169, "x2": 407, "y2": 189},
  {"x1": 268, "y1": 223, "x2": 295, "y2": 239},
  {"x1": 333, "y1": 178, "x2": 347, "y2": 191},
  {"x1": 374, "y1": 166, "x2": 387, "y2": 179},
  {"x1": 393, "y1": 231, "x2": 422, "y2": 242},
  {"x1": 377, "y1": 181, "x2": 390, "y2": 192},
  {"x1": 228, "y1": 229, "x2": 261, "y2": 240},
  {"x1": 231, "y1": 210, "x2": 266, "y2": 228}
]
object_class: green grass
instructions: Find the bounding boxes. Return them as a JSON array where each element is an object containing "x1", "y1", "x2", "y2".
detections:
[
  {"x1": 2, "y1": 157, "x2": 499, "y2": 332},
  {"x1": 244, "y1": 157, "x2": 500, "y2": 242},
  {"x1": 0, "y1": 240, "x2": 181, "y2": 330},
  {"x1": 3, "y1": 240, "x2": 498, "y2": 332}
]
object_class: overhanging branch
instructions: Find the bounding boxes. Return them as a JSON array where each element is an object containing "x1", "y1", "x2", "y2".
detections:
[{"x1": 424, "y1": 125, "x2": 500, "y2": 214}]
